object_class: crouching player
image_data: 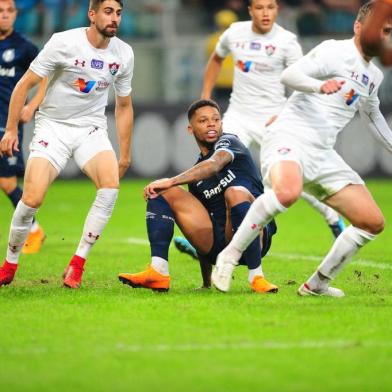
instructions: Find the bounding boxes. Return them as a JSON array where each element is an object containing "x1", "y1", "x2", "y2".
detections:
[{"x1": 119, "y1": 99, "x2": 277, "y2": 293}]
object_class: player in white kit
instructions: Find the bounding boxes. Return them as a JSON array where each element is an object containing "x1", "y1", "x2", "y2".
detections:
[
  {"x1": 202, "y1": 0, "x2": 345, "y2": 237},
  {"x1": 213, "y1": 1, "x2": 392, "y2": 297},
  {"x1": 0, "y1": 0, "x2": 134, "y2": 288}
]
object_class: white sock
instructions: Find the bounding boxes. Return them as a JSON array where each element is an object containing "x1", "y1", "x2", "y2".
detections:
[
  {"x1": 301, "y1": 192, "x2": 340, "y2": 225},
  {"x1": 75, "y1": 188, "x2": 118, "y2": 259},
  {"x1": 225, "y1": 190, "x2": 287, "y2": 262},
  {"x1": 7, "y1": 201, "x2": 38, "y2": 264},
  {"x1": 30, "y1": 221, "x2": 40, "y2": 233},
  {"x1": 248, "y1": 266, "x2": 263, "y2": 283},
  {"x1": 151, "y1": 256, "x2": 169, "y2": 275},
  {"x1": 308, "y1": 226, "x2": 376, "y2": 289}
]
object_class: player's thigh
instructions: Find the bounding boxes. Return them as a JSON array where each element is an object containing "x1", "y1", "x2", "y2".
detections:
[
  {"x1": 0, "y1": 176, "x2": 17, "y2": 193},
  {"x1": 162, "y1": 187, "x2": 214, "y2": 254},
  {"x1": 224, "y1": 185, "x2": 255, "y2": 209},
  {"x1": 22, "y1": 157, "x2": 58, "y2": 208},
  {"x1": 82, "y1": 150, "x2": 119, "y2": 189},
  {"x1": 324, "y1": 184, "x2": 384, "y2": 234}
]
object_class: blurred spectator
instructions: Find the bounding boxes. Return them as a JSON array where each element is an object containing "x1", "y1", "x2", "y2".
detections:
[
  {"x1": 321, "y1": 0, "x2": 361, "y2": 34},
  {"x1": 296, "y1": 0, "x2": 324, "y2": 36},
  {"x1": 206, "y1": 9, "x2": 238, "y2": 107},
  {"x1": 14, "y1": 0, "x2": 39, "y2": 34}
]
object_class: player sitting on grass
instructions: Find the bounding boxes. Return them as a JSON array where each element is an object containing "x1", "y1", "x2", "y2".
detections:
[{"x1": 119, "y1": 99, "x2": 277, "y2": 293}]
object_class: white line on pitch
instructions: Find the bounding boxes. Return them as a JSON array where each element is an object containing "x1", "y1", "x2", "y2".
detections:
[{"x1": 124, "y1": 237, "x2": 392, "y2": 270}]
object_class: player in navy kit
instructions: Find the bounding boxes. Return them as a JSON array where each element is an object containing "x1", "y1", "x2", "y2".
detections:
[
  {"x1": 0, "y1": 0, "x2": 46, "y2": 254},
  {"x1": 119, "y1": 99, "x2": 277, "y2": 293}
]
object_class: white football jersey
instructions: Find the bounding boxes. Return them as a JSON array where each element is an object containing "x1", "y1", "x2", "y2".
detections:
[
  {"x1": 30, "y1": 27, "x2": 134, "y2": 128},
  {"x1": 216, "y1": 21, "x2": 302, "y2": 118},
  {"x1": 271, "y1": 38, "x2": 384, "y2": 149}
]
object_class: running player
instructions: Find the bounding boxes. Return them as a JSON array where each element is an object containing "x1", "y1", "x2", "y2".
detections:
[
  {"x1": 0, "y1": 0, "x2": 46, "y2": 253},
  {"x1": 361, "y1": 0, "x2": 392, "y2": 65},
  {"x1": 213, "y1": 1, "x2": 392, "y2": 297},
  {"x1": 0, "y1": 0, "x2": 134, "y2": 288},
  {"x1": 202, "y1": 0, "x2": 345, "y2": 237},
  {"x1": 119, "y1": 99, "x2": 277, "y2": 293}
]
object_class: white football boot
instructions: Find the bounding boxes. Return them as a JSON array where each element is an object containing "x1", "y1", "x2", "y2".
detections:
[
  {"x1": 298, "y1": 283, "x2": 345, "y2": 298},
  {"x1": 211, "y1": 252, "x2": 238, "y2": 292}
]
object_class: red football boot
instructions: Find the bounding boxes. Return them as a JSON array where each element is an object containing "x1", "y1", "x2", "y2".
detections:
[
  {"x1": 63, "y1": 255, "x2": 86, "y2": 289},
  {"x1": 0, "y1": 260, "x2": 18, "y2": 287}
]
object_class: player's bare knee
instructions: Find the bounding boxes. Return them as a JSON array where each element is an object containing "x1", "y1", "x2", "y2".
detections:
[
  {"x1": 224, "y1": 186, "x2": 253, "y2": 208},
  {"x1": 369, "y1": 215, "x2": 385, "y2": 235},
  {"x1": 21, "y1": 194, "x2": 43, "y2": 209},
  {"x1": 274, "y1": 188, "x2": 300, "y2": 208}
]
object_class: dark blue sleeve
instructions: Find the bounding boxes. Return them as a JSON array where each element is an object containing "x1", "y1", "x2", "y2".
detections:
[{"x1": 213, "y1": 134, "x2": 246, "y2": 162}]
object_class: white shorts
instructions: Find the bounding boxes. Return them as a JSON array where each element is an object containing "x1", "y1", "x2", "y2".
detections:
[
  {"x1": 260, "y1": 132, "x2": 364, "y2": 200},
  {"x1": 222, "y1": 108, "x2": 269, "y2": 148},
  {"x1": 29, "y1": 118, "x2": 114, "y2": 173}
]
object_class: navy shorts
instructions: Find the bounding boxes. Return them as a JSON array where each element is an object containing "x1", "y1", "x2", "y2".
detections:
[
  {"x1": 199, "y1": 215, "x2": 277, "y2": 265},
  {"x1": 0, "y1": 128, "x2": 25, "y2": 178}
]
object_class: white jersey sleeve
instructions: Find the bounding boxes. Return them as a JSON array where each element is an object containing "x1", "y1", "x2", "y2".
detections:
[
  {"x1": 281, "y1": 40, "x2": 339, "y2": 93},
  {"x1": 284, "y1": 36, "x2": 303, "y2": 67},
  {"x1": 215, "y1": 28, "x2": 231, "y2": 59},
  {"x1": 30, "y1": 33, "x2": 64, "y2": 77},
  {"x1": 113, "y1": 46, "x2": 134, "y2": 97},
  {"x1": 359, "y1": 72, "x2": 392, "y2": 152}
]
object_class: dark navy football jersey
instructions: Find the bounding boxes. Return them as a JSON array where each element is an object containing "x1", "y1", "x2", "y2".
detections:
[
  {"x1": 188, "y1": 133, "x2": 264, "y2": 224},
  {"x1": 0, "y1": 31, "x2": 38, "y2": 127}
]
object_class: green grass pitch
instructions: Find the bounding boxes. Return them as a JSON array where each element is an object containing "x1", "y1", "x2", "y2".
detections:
[{"x1": 0, "y1": 179, "x2": 391, "y2": 391}]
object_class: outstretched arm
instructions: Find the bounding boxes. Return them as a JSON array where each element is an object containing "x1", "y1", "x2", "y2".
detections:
[
  {"x1": 20, "y1": 77, "x2": 48, "y2": 123},
  {"x1": 1, "y1": 69, "x2": 42, "y2": 157},
  {"x1": 115, "y1": 94, "x2": 133, "y2": 178},
  {"x1": 144, "y1": 149, "x2": 232, "y2": 199},
  {"x1": 201, "y1": 52, "x2": 224, "y2": 99}
]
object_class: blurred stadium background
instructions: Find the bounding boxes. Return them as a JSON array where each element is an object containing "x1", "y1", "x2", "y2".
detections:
[{"x1": 16, "y1": 0, "x2": 392, "y2": 179}]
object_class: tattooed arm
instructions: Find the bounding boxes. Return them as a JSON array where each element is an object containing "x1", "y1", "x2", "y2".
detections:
[{"x1": 143, "y1": 150, "x2": 232, "y2": 199}]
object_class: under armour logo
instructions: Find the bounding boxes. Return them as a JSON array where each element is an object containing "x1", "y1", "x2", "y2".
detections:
[
  {"x1": 89, "y1": 126, "x2": 99, "y2": 135},
  {"x1": 8, "y1": 243, "x2": 18, "y2": 253},
  {"x1": 75, "y1": 59, "x2": 86, "y2": 67},
  {"x1": 87, "y1": 232, "x2": 100, "y2": 240},
  {"x1": 38, "y1": 140, "x2": 49, "y2": 148}
]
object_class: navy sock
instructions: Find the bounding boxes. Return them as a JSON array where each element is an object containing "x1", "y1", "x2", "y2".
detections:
[
  {"x1": 7, "y1": 186, "x2": 23, "y2": 208},
  {"x1": 146, "y1": 195, "x2": 175, "y2": 260},
  {"x1": 231, "y1": 201, "x2": 261, "y2": 270}
]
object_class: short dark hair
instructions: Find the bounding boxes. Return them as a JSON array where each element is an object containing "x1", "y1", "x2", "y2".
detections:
[
  {"x1": 89, "y1": 0, "x2": 123, "y2": 12},
  {"x1": 356, "y1": 1, "x2": 374, "y2": 23},
  {"x1": 187, "y1": 99, "x2": 221, "y2": 121}
]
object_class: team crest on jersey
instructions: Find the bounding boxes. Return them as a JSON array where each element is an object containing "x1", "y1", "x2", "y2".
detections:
[
  {"x1": 250, "y1": 42, "x2": 261, "y2": 50},
  {"x1": 369, "y1": 82, "x2": 375, "y2": 95},
  {"x1": 237, "y1": 60, "x2": 252, "y2": 73},
  {"x1": 362, "y1": 74, "x2": 369, "y2": 86},
  {"x1": 91, "y1": 59, "x2": 104, "y2": 69},
  {"x1": 2, "y1": 49, "x2": 15, "y2": 62},
  {"x1": 73, "y1": 78, "x2": 96, "y2": 93},
  {"x1": 109, "y1": 62, "x2": 120, "y2": 75},
  {"x1": 265, "y1": 45, "x2": 276, "y2": 56},
  {"x1": 345, "y1": 89, "x2": 360, "y2": 106}
]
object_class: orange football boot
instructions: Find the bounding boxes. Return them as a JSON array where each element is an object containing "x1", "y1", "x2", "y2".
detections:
[
  {"x1": 119, "y1": 265, "x2": 170, "y2": 292},
  {"x1": 22, "y1": 225, "x2": 46, "y2": 254},
  {"x1": 251, "y1": 276, "x2": 279, "y2": 293}
]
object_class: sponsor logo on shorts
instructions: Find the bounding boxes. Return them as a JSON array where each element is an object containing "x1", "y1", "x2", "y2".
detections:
[
  {"x1": 2, "y1": 49, "x2": 15, "y2": 62},
  {"x1": 91, "y1": 59, "x2": 104, "y2": 69},
  {"x1": 7, "y1": 156, "x2": 17, "y2": 166},
  {"x1": 237, "y1": 60, "x2": 252, "y2": 73},
  {"x1": 74, "y1": 59, "x2": 86, "y2": 67},
  {"x1": 345, "y1": 89, "x2": 359, "y2": 106},
  {"x1": 265, "y1": 44, "x2": 276, "y2": 56},
  {"x1": 109, "y1": 62, "x2": 120, "y2": 75},
  {"x1": 203, "y1": 170, "x2": 236, "y2": 199},
  {"x1": 73, "y1": 78, "x2": 96, "y2": 93},
  {"x1": 278, "y1": 147, "x2": 291, "y2": 155},
  {"x1": 38, "y1": 140, "x2": 49, "y2": 148}
]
